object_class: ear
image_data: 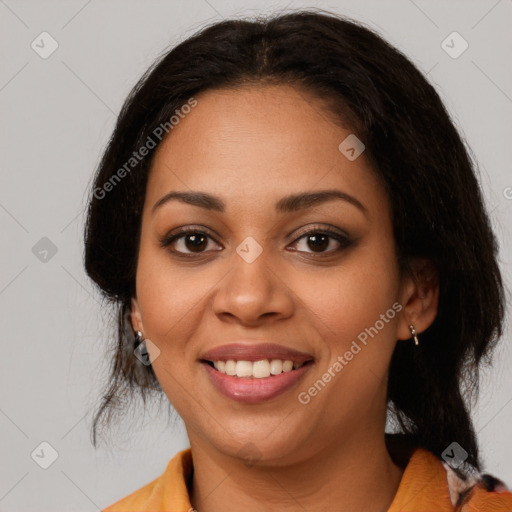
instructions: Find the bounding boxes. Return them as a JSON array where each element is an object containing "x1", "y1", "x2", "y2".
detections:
[
  {"x1": 396, "y1": 258, "x2": 439, "y2": 341},
  {"x1": 130, "y1": 296, "x2": 144, "y2": 334}
]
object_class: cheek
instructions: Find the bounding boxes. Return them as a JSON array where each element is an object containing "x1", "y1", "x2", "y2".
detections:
[
  {"x1": 294, "y1": 250, "x2": 401, "y2": 419},
  {"x1": 135, "y1": 242, "x2": 212, "y2": 349},
  {"x1": 295, "y1": 245, "x2": 400, "y2": 347},
  {"x1": 134, "y1": 250, "x2": 211, "y2": 411}
]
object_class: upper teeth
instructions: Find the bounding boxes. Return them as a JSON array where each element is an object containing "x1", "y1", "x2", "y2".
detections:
[{"x1": 213, "y1": 359, "x2": 304, "y2": 378}]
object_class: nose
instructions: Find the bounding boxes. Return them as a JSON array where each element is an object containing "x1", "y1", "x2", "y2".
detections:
[{"x1": 212, "y1": 248, "x2": 295, "y2": 326}]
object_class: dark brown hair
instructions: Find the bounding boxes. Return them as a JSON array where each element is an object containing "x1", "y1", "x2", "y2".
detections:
[{"x1": 84, "y1": 9, "x2": 505, "y2": 472}]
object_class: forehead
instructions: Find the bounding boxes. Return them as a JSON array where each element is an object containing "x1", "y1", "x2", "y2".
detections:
[{"x1": 146, "y1": 84, "x2": 385, "y2": 215}]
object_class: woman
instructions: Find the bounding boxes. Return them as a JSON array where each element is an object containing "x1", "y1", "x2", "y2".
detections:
[{"x1": 84, "y1": 10, "x2": 512, "y2": 511}]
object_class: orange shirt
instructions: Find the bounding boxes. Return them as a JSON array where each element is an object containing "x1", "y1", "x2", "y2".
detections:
[{"x1": 103, "y1": 446, "x2": 512, "y2": 511}]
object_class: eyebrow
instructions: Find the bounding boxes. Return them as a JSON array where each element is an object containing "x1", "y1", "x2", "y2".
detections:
[{"x1": 152, "y1": 189, "x2": 367, "y2": 216}]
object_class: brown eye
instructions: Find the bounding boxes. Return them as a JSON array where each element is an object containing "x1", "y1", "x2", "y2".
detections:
[
  {"x1": 182, "y1": 233, "x2": 208, "y2": 252},
  {"x1": 289, "y1": 228, "x2": 352, "y2": 255},
  {"x1": 305, "y1": 233, "x2": 330, "y2": 252},
  {"x1": 160, "y1": 226, "x2": 352, "y2": 258},
  {"x1": 160, "y1": 228, "x2": 222, "y2": 255}
]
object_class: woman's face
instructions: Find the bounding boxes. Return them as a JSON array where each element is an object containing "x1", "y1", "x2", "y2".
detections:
[{"x1": 131, "y1": 84, "x2": 418, "y2": 465}]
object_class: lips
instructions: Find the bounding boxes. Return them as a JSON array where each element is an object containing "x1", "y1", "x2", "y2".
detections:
[
  {"x1": 200, "y1": 342, "x2": 315, "y2": 404},
  {"x1": 200, "y1": 342, "x2": 314, "y2": 363}
]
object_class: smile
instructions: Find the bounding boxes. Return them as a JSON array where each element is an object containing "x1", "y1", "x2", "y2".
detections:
[
  {"x1": 205, "y1": 358, "x2": 310, "y2": 378},
  {"x1": 201, "y1": 359, "x2": 314, "y2": 404},
  {"x1": 199, "y1": 342, "x2": 315, "y2": 403}
]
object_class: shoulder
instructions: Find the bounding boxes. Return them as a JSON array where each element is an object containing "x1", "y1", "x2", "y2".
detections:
[
  {"x1": 443, "y1": 462, "x2": 512, "y2": 511},
  {"x1": 386, "y1": 435, "x2": 512, "y2": 511},
  {"x1": 102, "y1": 477, "x2": 159, "y2": 511},
  {"x1": 102, "y1": 448, "x2": 193, "y2": 512}
]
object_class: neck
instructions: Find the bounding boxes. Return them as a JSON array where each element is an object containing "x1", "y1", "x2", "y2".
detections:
[{"x1": 189, "y1": 432, "x2": 405, "y2": 512}]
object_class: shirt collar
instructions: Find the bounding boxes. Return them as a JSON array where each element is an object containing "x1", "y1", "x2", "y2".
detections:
[{"x1": 164, "y1": 444, "x2": 454, "y2": 511}]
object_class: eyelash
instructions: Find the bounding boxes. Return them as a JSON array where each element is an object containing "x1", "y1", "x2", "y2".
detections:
[{"x1": 159, "y1": 225, "x2": 353, "y2": 258}]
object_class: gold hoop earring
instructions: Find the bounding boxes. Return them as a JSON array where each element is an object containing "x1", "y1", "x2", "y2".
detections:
[{"x1": 409, "y1": 324, "x2": 419, "y2": 346}]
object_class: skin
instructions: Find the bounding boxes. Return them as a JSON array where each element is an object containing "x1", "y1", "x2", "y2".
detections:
[{"x1": 130, "y1": 84, "x2": 439, "y2": 512}]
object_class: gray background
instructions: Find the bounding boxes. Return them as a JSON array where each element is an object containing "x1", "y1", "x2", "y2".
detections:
[{"x1": 1, "y1": 0, "x2": 511, "y2": 509}]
